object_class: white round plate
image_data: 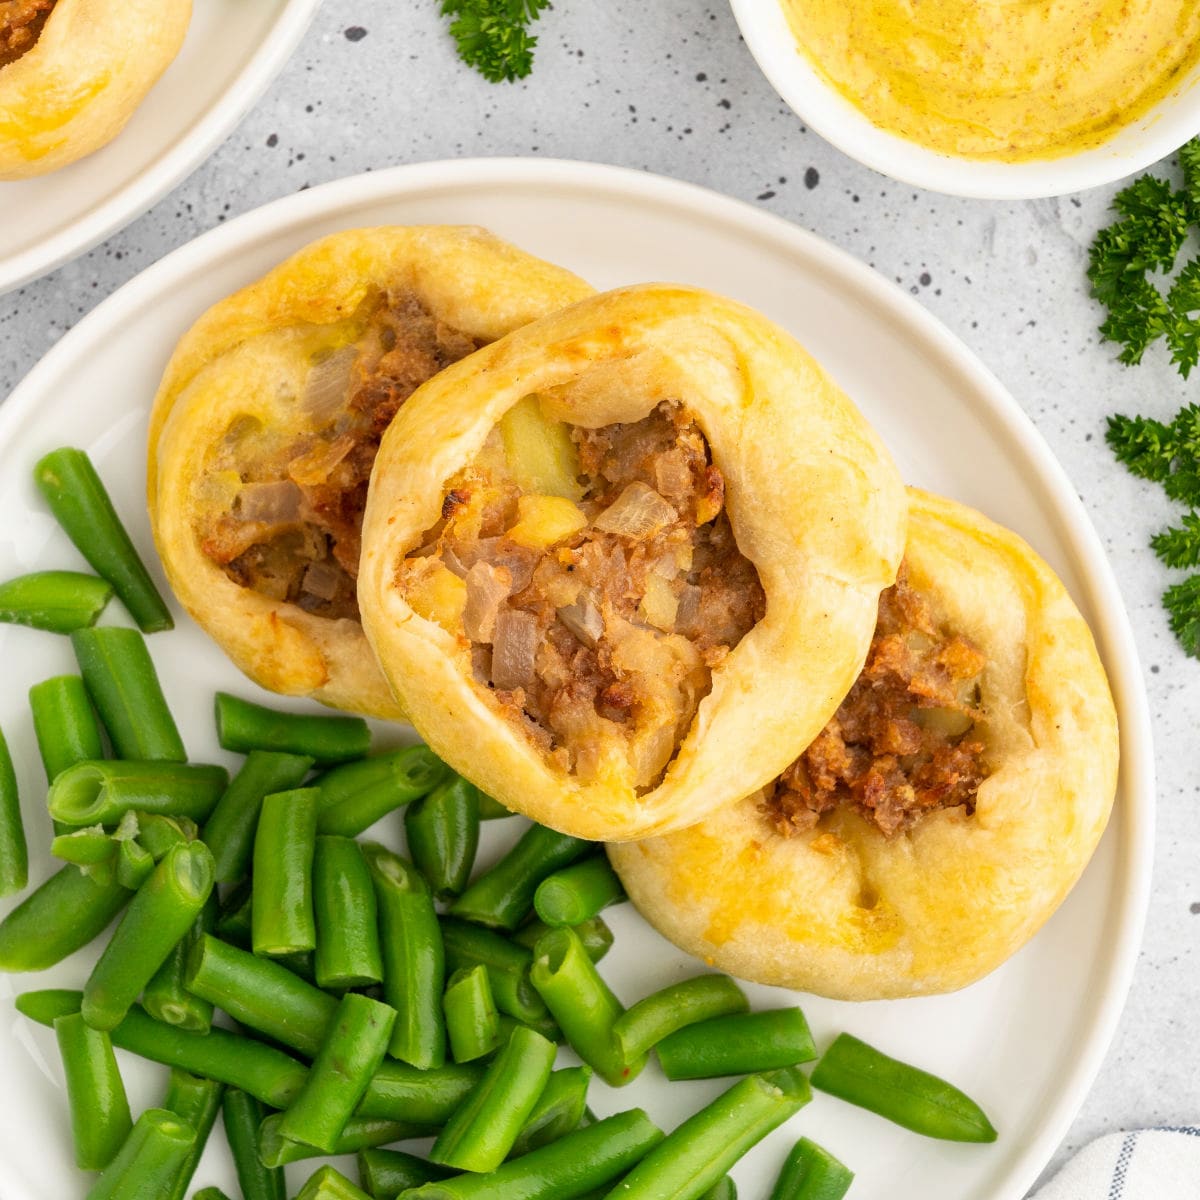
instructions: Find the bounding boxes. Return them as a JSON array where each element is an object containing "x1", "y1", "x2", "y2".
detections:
[
  {"x1": 0, "y1": 0, "x2": 322, "y2": 295},
  {"x1": 0, "y1": 159, "x2": 1153, "y2": 1200}
]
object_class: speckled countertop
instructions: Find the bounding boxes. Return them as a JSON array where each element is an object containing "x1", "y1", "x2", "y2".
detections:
[{"x1": 1, "y1": 0, "x2": 1196, "y2": 1190}]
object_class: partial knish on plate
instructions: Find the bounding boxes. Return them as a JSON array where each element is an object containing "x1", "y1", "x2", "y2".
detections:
[{"x1": 0, "y1": 160, "x2": 1152, "y2": 1200}]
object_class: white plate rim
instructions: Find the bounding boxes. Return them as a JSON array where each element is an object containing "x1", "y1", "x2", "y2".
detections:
[
  {"x1": 0, "y1": 156, "x2": 1156, "y2": 1199},
  {"x1": 0, "y1": 0, "x2": 323, "y2": 296}
]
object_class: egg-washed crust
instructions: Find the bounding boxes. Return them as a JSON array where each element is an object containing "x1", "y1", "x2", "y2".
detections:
[
  {"x1": 358, "y1": 283, "x2": 907, "y2": 840},
  {"x1": 148, "y1": 226, "x2": 595, "y2": 719},
  {"x1": 0, "y1": 0, "x2": 190, "y2": 179},
  {"x1": 609, "y1": 488, "x2": 1120, "y2": 999}
]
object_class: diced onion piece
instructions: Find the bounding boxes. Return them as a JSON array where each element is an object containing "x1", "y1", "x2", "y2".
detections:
[
  {"x1": 302, "y1": 346, "x2": 357, "y2": 422},
  {"x1": 463, "y1": 561, "x2": 514, "y2": 643},
  {"x1": 499, "y1": 395, "x2": 584, "y2": 501},
  {"x1": 639, "y1": 575, "x2": 678, "y2": 632},
  {"x1": 234, "y1": 480, "x2": 302, "y2": 523},
  {"x1": 675, "y1": 583, "x2": 701, "y2": 632},
  {"x1": 593, "y1": 482, "x2": 676, "y2": 539},
  {"x1": 288, "y1": 433, "x2": 356, "y2": 486},
  {"x1": 492, "y1": 609, "x2": 539, "y2": 689},
  {"x1": 506, "y1": 495, "x2": 588, "y2": 550},
  {"x1": 407, "y1": 561, "x2": 468, "y2": 632},
  {"x1": 557, "y1": 591, "x2": 603, "y2": 648}
]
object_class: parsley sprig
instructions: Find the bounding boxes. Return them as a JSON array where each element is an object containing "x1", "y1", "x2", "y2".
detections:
[
  {"x1": 440, "y1": 0, "x2": 550, "y2": 83},
  {"x1": 1088, "y1": 139, "x2": 1200, "y2": 377}
]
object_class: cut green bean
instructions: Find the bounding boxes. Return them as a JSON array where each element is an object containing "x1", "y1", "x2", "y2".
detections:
[
  {"x1": 450, "y1": 824, "x2": 589, "y2": 930},
  {"x1": 358, "y1": 1148, "x2": 453, "y2": 1198},
  {"x1": 400, "y1": 1109, "x2": 664, "y2": 1200},
  {"x1": 215, "y1": 878, "x2": 253, "y2": 947},
  {"x1": 440, "y1": 917, "x2": 548, "y2": 1025},
  {"x1": 613, "y1": 976, "x2": 749, "y2": 1065},
  {"x1": 657, "y1": 1008, "x2": 816, "y2": 1080},
  {"x1": 116, "y1": 838, "x2": 155, "y2": 889},
  {"x1": 363, "y1": 842, "x2": 446, "y2": 1068},
  {"x1": 0, "y1": 864, "x2": 130, "y2": 971},
  {"x1": 314, "y1": 835, "x2": 382, "y2": 989},
  {"x1": 72, "y1": 627, "x2": 184, "y2": 760},
  {"x1": 16, "y1": 987, "x2": 86, "y2": 1024},
  {"x1": 49, "y1": 760, "x2": 228, "y2": 827},
  {"x1": 530, "y1": 927, "x2": 642, "y2": 1088},
  {"x1": 136, "y1": 813, "x2": 194, "y2": 861},
  {"x1": 533, "y1": 857, "x2": 624, "y2": 928},
  {"x1": 194, "y1": 1190, "x2": 234, "y2": 1200},
  {"x1": 185, "y1": 933, "x2": 336, "y2": 1056},
  {"x1": 35, "y1": 447, "x2": 173, "y2": 633},
  {"x1": 315, "y1": 745, "x2": 449, "y2": 836},
  {"x1": 296, "y1": 1166, "x2": 374, "y2": 1200},
  {"x1": 216, "y1": 693, "x2": 369, "y2": 762},
  {"x1": 260, "y1": 1113, "x2": 437, "y2": 1167},
  {"x1": 0, "y1": 724, "x2": 26, "y2": 896},
  {"x1": 252, "y1": 787, "x2": 319, "y2": 956},
  {"x1": 810, "y1": 1033, "x2": 997, "y2": 1142},
  {"x1": 509, "y1": 1066, "x2": 592, "y2": 1159},
  {"x1": 224, "y1": 1089, "x2": 284, "y2": 1200},
  {"x1": 85, "y1": 1108, "x2": 195, "y2": 1200},
  {"x1": 495, "y1": 1012, "x2": 564, "y2": 1045},
  {"x1": 55, "y1": 1012, "x2": 132, "y2": 1170},
  {"x1": 701, "y1": 1179, "x2": 737, "y2": 1200},
  {"x1": 513, "y1": 915, "x2": 613, "y2": 963},
  {"x1": 444, "y1": 965, "x2": 501, "y2": 1063},
  {"x1": 29, "y1": 674, "x2": 106, "y2": 783},
  {"x1": 143, "y1": 895, "x2": 216, "y2": 1032},
  {"x1": 52, "y1": 825, "x2": 118, "y2": 866},
  {"x1": 430, "y1": 1024, "x2": 557, "y2": 1173},
  {"x1": 475, "y1": 791, "x2": 512, "y2": 820},
  {"x1": 768, "y1": 1136, "x2": 854, "y2": 1200},
  {"x1": 600, "y1": 1068, "x2": 813, "y2": 1200},
  {"x1": 357, "y1": 1059, "x2": 486, "y2": 1125},
  {"x1": 161, "y1": 1069, "x2": 224, "y2": 1200},
  {"x1": 278, "y1": 993, "x2": 397, "y2": 1153},
  {"x1": 404, "y1": 774, "x2": 479, "y2": 899},
  {"x1": 0, "y1": 570, "x2": 113, "y2": 632},
  {"x1": 204, "y1": 750, "x2": 314, "y2": 883}
]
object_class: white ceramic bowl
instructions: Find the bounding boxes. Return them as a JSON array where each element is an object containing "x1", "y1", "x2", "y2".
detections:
[{"x1": 730, "y1": 0, "x2": 1200, "y2": 198}]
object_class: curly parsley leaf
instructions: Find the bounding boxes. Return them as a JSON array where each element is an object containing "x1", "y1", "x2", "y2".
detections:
[
  {"x1": 441, "y1": 0, "x2": 551, "y2": 83},
  {"x1": 1164, "y1": 574, "x2": 1200, "y2": 658},
  {"x1": 1151, "y1": 513, "x2": 1200, "y2": 568},
  {"x1": 1180, "y1": 138, "x2": 1200, "y2": 218},
  {"x1": 1106, "y1": 412, "x2": 1179, "y2": 482}
]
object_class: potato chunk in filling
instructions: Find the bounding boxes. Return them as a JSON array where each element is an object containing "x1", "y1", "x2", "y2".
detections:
[
  {"x1": 0, "y1": 0, "x2": 54, "y2": 68},
  {"x1": 400, "y1": 402, "x2": 766, "y2": 788},
  {"x1": 197, "y1": 290, "x2": 483, "y2": 622},
  {"x1": 764, "y1": 565, "x2": 988, "y2": 839}
]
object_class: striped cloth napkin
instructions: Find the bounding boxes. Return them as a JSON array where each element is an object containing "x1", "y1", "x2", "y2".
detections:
[{"x1": 1033, "y1": 1130, "x2": 1200, "y2": 1199}]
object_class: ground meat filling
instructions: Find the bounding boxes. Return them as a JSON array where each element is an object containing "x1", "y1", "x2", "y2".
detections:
[
  {"x1": 198, "y1": 290, "x2": 483, "y2": 622},
  {"x1": 404, "y1": 402, "x2": 766, "y2": 788},
  {"x1": 0, "y1": 0, "x2": 54, "y2": 68},
  {"x1": 764, "y1": 565, "x2": 988, "y2": 839}
]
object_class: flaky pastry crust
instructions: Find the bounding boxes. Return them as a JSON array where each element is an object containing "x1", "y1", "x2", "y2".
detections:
[
  {"x1": 358, "y1": 283, "x2": 907, "y2": 840},
  {"x1": 609, "y1": 488, "x2": 1120, "y2": 998}
]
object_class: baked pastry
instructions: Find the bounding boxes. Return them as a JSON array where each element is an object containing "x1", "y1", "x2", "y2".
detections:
[
  {"x1": 358, "y1": 284, "x2": 907, "y2": 840},
  {"x1": 609, "y1": 488, "x2": 1120, "y2": 998},
  {"x1": 0, "y1": 0, "x2": 191, "y2": 179},
  {"x1": 148, "y1": 226, "x2": 593, "y2": 718}
]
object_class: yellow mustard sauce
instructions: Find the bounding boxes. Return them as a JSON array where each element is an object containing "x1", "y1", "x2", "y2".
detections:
[{"x1": 781, "y1": 0, "x2": 1200, "y2": 161}]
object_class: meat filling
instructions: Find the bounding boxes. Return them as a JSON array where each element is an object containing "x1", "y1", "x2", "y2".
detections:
[
  {"x1": 401, "y1": 402, "x2": 766, "y2": 788},
  {"x1": 764, "y1": 565, "x2": 988, "y2": 839},
  {"x1": 198, "y1": 290, "x2": 483, "y2": 621},
  {"x1": 0, "y1": 0, "x2": 54, "y2": 68}
]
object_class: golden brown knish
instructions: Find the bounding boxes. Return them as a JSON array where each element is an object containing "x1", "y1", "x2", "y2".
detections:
[
  {"x1": 148, "y1": 226, "x2": 594, "y2": 719},
  {"x1": 0, "y1": 0, "x2": 191, "y2": 179},
  {"x1": 358, "y1": 283, "x2": 907, "y2": 841},
  {"x1": 609, "y1": 489, "x2": 1120, "y2": 999}
]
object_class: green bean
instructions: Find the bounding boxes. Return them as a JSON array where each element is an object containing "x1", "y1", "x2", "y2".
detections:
[
  {"x1": 224, "y1": 1089, "x2": 284, "y2": 1200},
  {"x1": 260, "y1": 1113, "x2": 437, "y2": 1167},
  {"x1": 0, "y1": 724, "x2": 25, "y2": 896},
  {"x1": 54, "y1": 1012, "x2": 132, "y2": 1169},
  {"x1": 363, "y1": 842, "x2": 446, "y2": 1068},
  {"x1": 399, "y1": 1109, "x2": 664, "y2": 1200},
  {"x1": 204, "y1": 750, "x2": 314, "y2": 883},
  {"x1": 161, "y1": 1069, "x2": 224, "y2": 1200},
  {"x1": 496, "y1": 1012, "x2": 564, "y2": 1045},
  {"x1": 701, "y1": 1179, "x2": 737, "y2": 1200},
  {"x1": 512, "y1": 915, "x2": 613, "y2": 963},
  {"x1": 315, "y1": 745, "x2": 449, "y2": 836},
  {"x1": 429, "y1": 1025, "x2": 557, "y2": 1172},
  {"x1": 358, "y1": 1149, "x2": 452, "y2": 1198},
  {"x1": 0, "y1": 864, "x2": 130, "y2": 971},
  {"x1": 533, "y1": 857, "x2": 624, "y2": 928},
  {"x1": 85, "y1": 1108, "x2": 196, "y2": 1200},
  {"x1": 215, "y1": 878, "x2": 253, "y2": 946},
  {"x1": 657, "y1": 1009, "x2": 816, "y2": 1080},
  {"x1": 0, "y1": 570, "x2": 113, "y2": 632},
  {"x1": 600, "y1": 1068, "x2": 813, "y2": 1200},
  {"x1": 450, "y1": 824, "x2": 589, "y2": 930},
  {"x1": 116, "y1": 838, "x2": 155, "y2": 889},
  {"x1": 404, "y1": 775, "x2": 480, "y2": 899},
  {"x1": 136, "y1": 813, "x2": 195, "y2": 861},
  {"x1": 35, "y1": 447, "x2": 174, "y2": 633},
  {"x1": 279, "y1": 993, "x2": 397, "y2": 1153},
  {"x1": 216, "y1": 693, "x2": 370, "y2": 762},
  {"x1": 82, "y1": 842, "x2": 214, "y2": 1030},
  {"x1": 314, "y1": 835, "x2": 383, "y2": 989},
  {"x1": 52, "y1": 825, "x2": 118, "y2": 866},
  {"x1": 252, "y1": 787, "x2": 319, "y2": 956},
  {"x1": 16, "y1": 987, "x2": 86, "y2": 1024},
  {"x1": 143, "y1": 895, "x2": 216, "y2": 1032},
  {"x1": 185, "y1": 933, "x2": 337, "y2": 1056},
  {"x1": 768, "y1": 1136, "x2": 854, "y2": 1200},
  {"x1": 612, "y1": 976, "x2": 749, "y2": 1065},
  {"x1": 357, "y1": 1059, "x2": 486, "y2": 1125},
  {"x1": 810, "y1": 1033, "x2": 997, "y2": 1142},
  {"x1": 440, "y1": 918, "x2": 549, "y2": 1024},
  {"x1": 49, "y1": 760, "x2": 227, "y2": 827},
  {"x1": 509, "y1": 1066, "x2": 592, "y2": 1159},
  {"x1": 72, "y1": 627, "x2": 184, "y2": 760},
  {"x1": 530, "y1": 927, "x2": 641, "y2": 1088},
  {"x1": 443, "y1": 965, "x2": 501, "y2": 1063},
  {"x1": 296, "y1": 1166, "x2": 374, "y2": 1200},
  {"x1": 30, "y1": 674, "x2": 106, "y2": 783},
  {"x1": 194, "y1": 1189, "x2": 234, "y2": 1200},
  {"x1": 476, "y1": 791, "x2": 512, "y2": 820}
]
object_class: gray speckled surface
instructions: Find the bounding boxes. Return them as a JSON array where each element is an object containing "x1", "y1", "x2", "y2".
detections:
[{"x1": 1, "y1": 0, "x2": 1196, "y2": 1191}]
